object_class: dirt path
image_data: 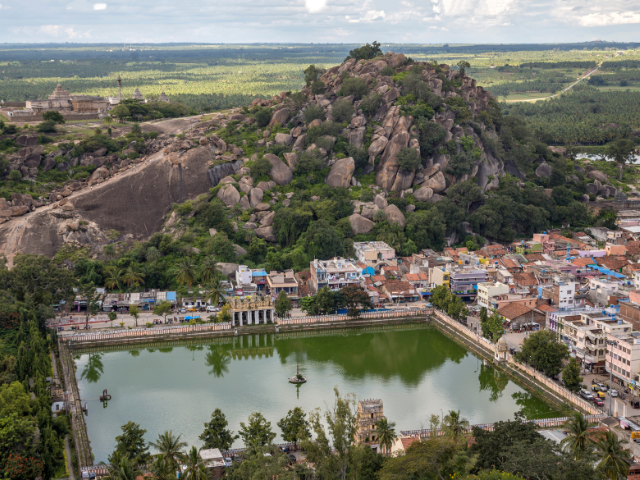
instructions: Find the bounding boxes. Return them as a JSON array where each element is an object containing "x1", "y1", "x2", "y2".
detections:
[{"x1": 505, "y1": 66, "x2": 600, "y2": 103}]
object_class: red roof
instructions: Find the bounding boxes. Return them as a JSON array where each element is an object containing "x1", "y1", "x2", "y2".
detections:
[
  {"x1": 405, "y1": 273, "x2": 428, "y2": 281},
  {"x1": 371, "y1": 275, "x2": 386, "y2": 283},
  {"x1": 513, "y1": 272, "x2": 538, "y2": 287},
  {"x1": 498, "y1": 303, "x2": 533, "y2": 320},
  {"x1": 572, "y1": 257, "x2": 595, "y2": 267},
  {"x1": 400, "y1": 437, "x2": 421, "y2": 450},
  {"x1": 536, "y1": 304, "x2": 556, "y2": 313}
]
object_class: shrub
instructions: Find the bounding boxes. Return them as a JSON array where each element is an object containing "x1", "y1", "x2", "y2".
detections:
[
  {"x1": 417, "y1": 121, "x2": 447, "y2": 159},
  {"x1": 2, "y1": 123, "x2": 18, "y2": 135},
  {"x1": 255, "y1": 107, "x2": 272, "y2": 128},
  {"x1": 304, "y1": 105, "x2": 326, "y2": 124},
  {"x1": 37, "y1": 134, "x2": 54, "y2": 145},
  {"x1": 304, "y1": 65, "x2": 326, "y2": 86},
  {"x1": 360, "y1": 189, "x2": 374, "y2": 202},
  {"x1": 339, "y1": 77, "x2": 369, "y2": 100},
  {"x1": 401, "y1": 74, "x2": 430, "y2": 100},
  {"x1": 42, "y1": 110, "x2": 65, "y2": 124},
  {"x1": 249, "y1": 157, "x2": 272, "y2": 178},
  {"x1": 311, "y1": 80, "x2": 326, "y2": 95},
  {"x1": 331, "y1": 99, "x2": 354, "y2": 123},
  {"x1": 9, "y1": 170, "x2": 22, "y2": 182},
  {"x1": 396, "y1": 147, "x2": 421, "y2": 172},
  {"x1": 295, "y1": 149, "x2": 325, "y2": 175},
  {"x1": 346, "y1": 41, "x2": 382, "y2": 61},
  {"x1": 315, "y1": 136, "x2": 335, "y2": 151},
  {"x1": 381, "y1": 66, "x2": 395, "y2": 77},
  {"x1": 37, "y1": 120, "x2": 57, "y2": 133},
  {"x1": 446, "y1": 151, "x2": 476, "y2": 177},
  {"x1": 373, "y1": 209, "x2": 387, "y2": 222},
  {"x1": 306, "y1": 121, "x2": 343, "y2": 146},
  {"x1": 359, "y1": 92, "x2": 382, "y2": 118}
]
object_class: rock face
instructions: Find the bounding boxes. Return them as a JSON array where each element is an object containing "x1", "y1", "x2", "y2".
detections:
[
  {"x1": 384, "y1": 204, "x2": 406, "y2": 228},
  {"x1": 535, "y1": 162, "x2": 552, "y2": 178},
  {"x1": 249, "y1": 188, "x2": 264, "y2": 208},
  {"x1": 325, "y1": 157, "x2": 355, "y2": 188},
  {"x1": 217, "y1": 184, "x2": 241, "y2": 206},
  {"x1": 349, "y1": 214, "x2": 374, "y2": 234},
  {"x1": 269, "y1": 108, "x2": 291, "y2": 127},
  {"x1": 587, "y1": 170, "x2": 609, "y2": 183},
  {"x1": 375, "y1": 131, "x2": 410, "y2": 191},
  {"x1": 264, "y1": 153, "x2": 293, "y2": 185},
  {"x1": 422, "y1": 172, "x2": 447, "y2": 193},
  {"x1": 255, "y1": 226, "x2": 277, "y2": 242},
  {"x1": 413, "y1": 186, "x2": 434, "y2": 202}
]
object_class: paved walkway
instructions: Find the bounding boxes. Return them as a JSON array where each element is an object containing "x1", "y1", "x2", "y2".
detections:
[{"x1": 64, "y1": 435, "x2": 75, "y2": 480}]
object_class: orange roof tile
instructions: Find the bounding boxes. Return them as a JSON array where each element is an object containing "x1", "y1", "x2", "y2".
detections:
[{"x1": 498, "y1": 303, "x2": 533, "y2": 320}]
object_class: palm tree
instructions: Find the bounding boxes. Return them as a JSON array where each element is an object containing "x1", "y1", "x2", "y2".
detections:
[
  {"x1": 595, "y1": 431, "x2": 631, "y2": 480},
  {"x1": 104, "y1": 267, "x2": 124, "y2": 291},
  {"x1": 174, "y1": 257, "x2": 197, "y2": 288},
  {"x1": 203, "y1": 278, "x2": 227, "y2": 307},
  {"x1": 199, "y1": 256, "x2": 219, "y2": 285},
  {"x1": 443, "y1": 410, "x2": 469, "y2": 441},
  {"x1": 122, "y1": 266, "x2": 145, "y2": 289},
  {"x1": 150, "y1": 431, "x2": 187, "y2": 471},
  {"x1": 102, "y1": 452, "x2": 142, "y2": 480},
  {"x1": 561, "y1": 412, "x2": 592, "y2": 459},
  {"x1": 374, "y1": 417, "x2": 397, "y2": 455},
  {"x1": 103, "y1": 115, "x2": 114, "y2": 127},
  {"x1": 103, "y1": 244, "x2": 116, "y2": 259},
  {"x1": 181, "y1": 446, "x2": 208, "y2": 480},
  {"x1": 148, "y1": 456, "x2": 176, "y2": 480},
  {"x1": 146, "y1": 246, "x2": 162, "y2": 262}
]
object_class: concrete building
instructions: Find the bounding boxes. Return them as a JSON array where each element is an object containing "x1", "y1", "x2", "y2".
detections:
[
  {"x1": 355, "y1": 399, "x2": 384, "y2": 449},
  {"x1": 607, "y1": 331, "x2": 640, "y2": 388},
  {"x1": 236, "y1": 265, "x2": 268, "y2": 291},
  {"x1": 430, "y1": 266, "x2": 450, "y2": 288},
  {"x1": 267, "y1": 270, "x2": 299, "y2": 300},
  {"x1": 353, "y1": 241, "x2": 396, "y2": 268},
  {"x1": 541, "y1": 281, "x2": 578, "y2": 310},
  {"x1": 449, "y1": 266, "x2": 487, "y2": 295},
  {"x1": 477, "y1": 282, "x2": 510, "y2": 310},
  {"x1": 309, "y1": 258, "x2": 361, "y2": 293}
]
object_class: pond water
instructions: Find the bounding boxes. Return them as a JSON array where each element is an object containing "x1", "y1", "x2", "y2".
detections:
[
  {"x1": 75, "y1": 324, "x2": 559, "y2": 463},
  {"x1": 576, "y1": 153, "x2": 640, "y2": 164}
]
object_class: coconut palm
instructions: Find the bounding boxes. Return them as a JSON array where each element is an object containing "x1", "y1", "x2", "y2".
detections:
[
  {"x1": 181, "y1": 446, "x2": 208, "y2": 480},
  {"x1": 148, "y1": 456, "x2": 176, "y2": 480},
  {"x1": 102, "y1": 452, "x2": 142, "y2": 480},
  {"x1": 104, "y1": 267, "x2": 124, "y2": 291},
  {"x1": 373, "y1": 417, "x2": 397, "y2": 455},
  {"x1": 146, "y1": 246, "x2": 162, "y2": 262},
  {"x1": 595, "y1": 430, "x2": 631, "y2": 480},
  {"x1": 561, "y1": 412, "x2": 593, "y2": 459},
  {"x1": 203, "y1": 278, "x2": 227, "y2": 306},
  {"x1": 174, "y1": 257, "x2": 197, "y2": 287},
  {"x1": 443, "y1": 410, "x2": 469, "y2": 440},
  {"x1": 149, "y1": 431, "x2": 187, "y2": 470},
  {"x1": 122, "y1": 266, "x2": 145, "y2": 288},
  {"x1": 199, "y1": 256, "x2": 219, "y2": 285}
]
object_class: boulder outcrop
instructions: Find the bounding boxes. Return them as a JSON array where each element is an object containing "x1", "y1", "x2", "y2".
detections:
[
  {"x1": 325, "y1": 157, "x2": 355, "y2": 188},
  {"x1": 264, "y1": 153, "x2": 293, "y2": 185}
]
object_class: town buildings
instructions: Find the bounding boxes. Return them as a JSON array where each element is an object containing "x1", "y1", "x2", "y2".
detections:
[
  {"x1": 354, "y1": 399, "x2": 385, "y2": 449},
  {"x1": 309, "y1": 258, "x2": 361, "y2": 293},
  {"x1": 353, "y1": 241, "x2": 396, "y2": 268}
]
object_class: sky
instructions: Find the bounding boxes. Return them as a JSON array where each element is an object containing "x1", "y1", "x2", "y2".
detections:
[{"x1": 1, "y1": 0, "x2": 640, "y2": 44}]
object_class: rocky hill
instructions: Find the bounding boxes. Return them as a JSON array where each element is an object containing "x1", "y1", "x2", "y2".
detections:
[{"x1": 0, "y1": 51, "x2": 582, "y2": 261}]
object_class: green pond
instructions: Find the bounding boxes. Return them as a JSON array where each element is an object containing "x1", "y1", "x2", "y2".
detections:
[{"x1": 75, "y1": 324, "x2": 560, "y2": 463}]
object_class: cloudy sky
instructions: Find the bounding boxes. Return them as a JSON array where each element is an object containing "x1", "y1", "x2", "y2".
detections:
[{"x1": 1, "y1": 0, "x2": 640, "y2": 44}]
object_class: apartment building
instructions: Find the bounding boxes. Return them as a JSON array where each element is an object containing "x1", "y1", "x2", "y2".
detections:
[
  {"x1": 266, "y1": 270, "x2": 299, "y2": 300},
  {"x1": 353, "y1": 241, "x2": 396, "y2": 268},
  {"x1": 607, "y1": 331, "x2": 640, "y2": 387},
  {"x1": 309, "y1": 258, "x2": 361, "y2": 292},
  {"x1": 541, "y1": 280, "x2": 578, "y2": 309},
  {"x1": 235, "y1": 265, "x2": 268, "y2": 291},
  {"x1": 430, "y1": 266, "x2": 450, "y2": 288},
  {"x1": 477, "y1": 282, "x2": 510, "y2": 310},
  {"x1": 449, "y1": 266, "x2": 487, "y2": 295},
  {"x1": 556, "y1": 312, "x2": 608, "y2": 373}
]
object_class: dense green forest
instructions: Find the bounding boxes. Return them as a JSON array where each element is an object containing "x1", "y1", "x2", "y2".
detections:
[{"x1": 502, "y1": 85, "x2": 640, "y2": 145}]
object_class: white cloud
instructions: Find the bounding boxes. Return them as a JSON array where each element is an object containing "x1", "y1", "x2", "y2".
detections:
[
  {"x1": 578, "y1": 11, "x2": 640, "y2": 26},
  {"x1": 305, "y1": 0, "x2": 326, "y2": 13},
  {"x1": 346, "y1": 10, "x2": 385, "y2": 23},
  {"x1": 38, "y1": 25, "x2": 61, "y2": 36},
  {"x1": 94, "y1": 3, "x2": 107, "y2": 10},
  {"x1": 0, "y1": 4, "x2": 3, "y2": 9}
]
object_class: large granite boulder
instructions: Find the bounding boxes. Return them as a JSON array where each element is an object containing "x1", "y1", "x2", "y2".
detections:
[
  {"x1": 42, "y1": 156, "x2": 57, "y2": 172},
  {"x1": 422, "y1": 171, "x2": 447, "y2": 193},
  {"x1": 269, "y1": 108, "x2": 291, "y2": 127},
  {"x1": 384, "y1": 204, "x2": 406, "y2": 228},
  {"x1": 238, "y1": 195, "x2": 251, "y2": 210},
  {"x1": 347, "y1": 127, "x2": 366, "y2": 148},
  {"x1": 326, "y1": 157, "x2": 355, "y2": 188},
  {"x1": 250, "y1": 187, "x2": 264, "y2": 208},
  {"x1": 283, "y1": 152, "x2": 298, "y2": 170},
  {"x1": 349, "y1": 214, "x2": 374, "y2": 234},
  {"x1": 256, "y1": 180, "x2": 276, "y2": 191},
  {"x1": 264, "y1": 153, "x2": 293, "y2": 185},
  {"x1": 413, "y1": 186, "x2": 434, "y2": 202},
  {"x1": 368, "y1": 136, "x2": 389, "y2": 158},
  {"x1": 255, "y1": 226, "x2": 277, "y2": 242},
  {"x1": 374, "y1": 194, "x2": 388, "y2": 209},
  {"x1": 587, "y1": 170, "x2": 609, "y2": 183},
  {"x1": 375, "y1": 130, "x2": 409, "y2": 191},
  {"x1": 275, "y1": 133, "x2": 292, "y2": 145},
  {"x1": 88, "y1": 167, "x2": 109, "y2": 186},
  {"x1": 217, "y1": 184, "x2": 241, "y2": 206},
  {"x1": 535, "y1": 162, "x2": 552, "y2": 178},
  {"x1": 260, "y1": 211, "x2": 275, "y2": 226},
  {"x1": 360, "y1": 203, "x2": 379, "y2": 220}
]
